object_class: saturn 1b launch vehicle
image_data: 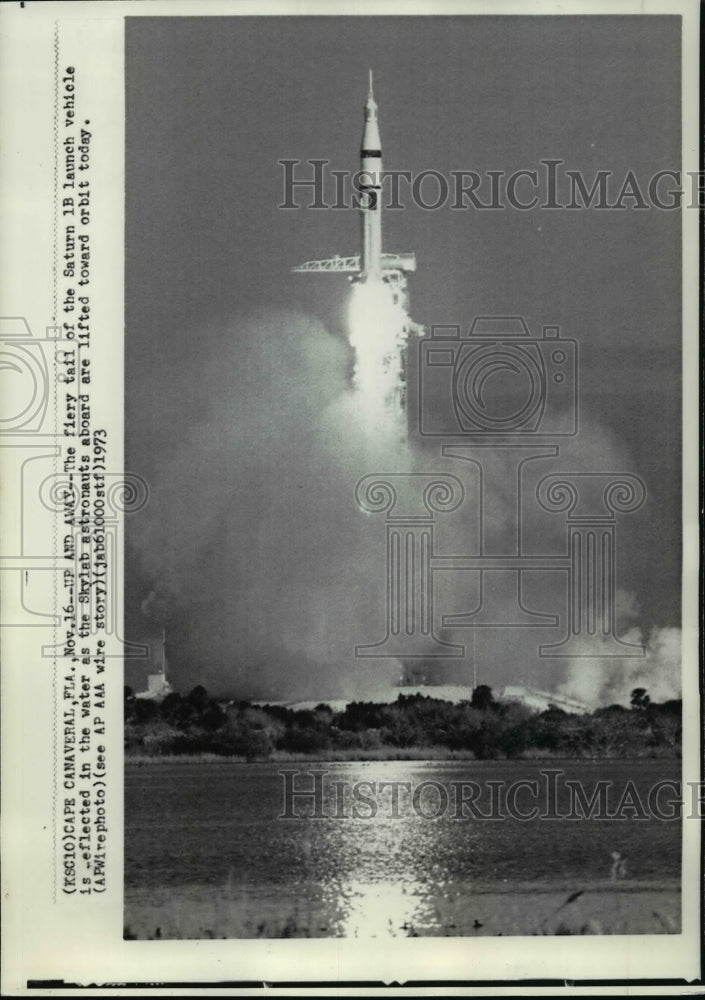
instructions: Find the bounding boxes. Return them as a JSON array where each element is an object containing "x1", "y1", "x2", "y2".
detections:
[{"x1": 292, "y1": 72, "x2": 417, "y2": 310}]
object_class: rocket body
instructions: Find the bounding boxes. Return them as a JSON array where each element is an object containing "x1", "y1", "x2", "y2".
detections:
[
  {"x1": 359, "y1": 72, "x2": 383, "y2": 280},
  {"x1": 292, "y1": 72, "x2": 416, "y2": 297}
]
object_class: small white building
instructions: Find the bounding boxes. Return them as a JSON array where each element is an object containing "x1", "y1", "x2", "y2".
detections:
[{"x1": 135, "y1": 630, "x2": 173, "y2": 701}]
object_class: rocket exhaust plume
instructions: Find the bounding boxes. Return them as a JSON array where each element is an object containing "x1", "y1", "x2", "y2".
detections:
[{"x1": 348, "y1": 279, "x2": 407, "y2": 425}]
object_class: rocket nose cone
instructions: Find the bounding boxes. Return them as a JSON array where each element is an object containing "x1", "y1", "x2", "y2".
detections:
[
  {"x1": 361, "y1": 70, "x2": 381, "y2": 152},
  {"x1": 364, "y1": 69, "x2": 377, "y2": 113}
]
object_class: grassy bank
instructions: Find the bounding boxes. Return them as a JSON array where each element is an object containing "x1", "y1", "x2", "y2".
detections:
[
  {"x1": 125, "y1": 746, "x2": 477, "y2": 764},
  {"x1": 125, "y1": 745, "x2": 680, "y2": 764},
  {"x1": 123, "y1": 881, "x2": 681, "y2": 939}
]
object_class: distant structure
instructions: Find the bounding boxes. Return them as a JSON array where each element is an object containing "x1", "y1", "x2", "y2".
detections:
[
  {"x1": 498, "y1": 685, "x2": 589, "y2": 715},
  {"x1": 398, "y1": 664, "x2": 429, "y2": 686},
  {"x1": 135, "y1": 628, "x2": 173, "y2": 701}
]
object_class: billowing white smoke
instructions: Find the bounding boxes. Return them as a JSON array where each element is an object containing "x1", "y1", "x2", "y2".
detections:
[
  {"x1": 130, "y1": 302, "x2": 680, "y2": 705},
  {"x1": 130, "y1": 306, "x2": 415, "y2": 699},
  {"x1": 557, "y1": 590, "x2": 681, "y2": 707}
]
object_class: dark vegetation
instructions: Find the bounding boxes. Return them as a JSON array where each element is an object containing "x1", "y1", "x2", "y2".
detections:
[{"x1": 124, "y1": 684, "x2": 681, "y2": 760}]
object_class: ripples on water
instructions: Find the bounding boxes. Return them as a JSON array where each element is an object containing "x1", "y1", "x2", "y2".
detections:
[{"x1": 125, "y1": 759, "x2": 681, "y2": 938}]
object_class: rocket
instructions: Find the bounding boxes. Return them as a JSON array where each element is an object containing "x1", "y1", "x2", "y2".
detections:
[
  {"x1": 292, "y1": 72, "x2": 416, "y2": 296},
  {"x1": 359, "y1": 70, "x2": 383, "y2": 279}
]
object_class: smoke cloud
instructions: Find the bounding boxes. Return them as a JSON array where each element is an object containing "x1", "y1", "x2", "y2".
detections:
[
  {"x1": 128, "y1": 303, "x2": 680, "y2": 705},
  {"x1": 129, "y1": 307, "x2": 416, "y2": 698},
  {"x1": 557, "y1": 606, "x2": 682, "y2": 709}
]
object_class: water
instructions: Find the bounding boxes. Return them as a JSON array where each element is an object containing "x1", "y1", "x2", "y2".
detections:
[{"x1": 124, "y1": 758, "x2": 681, "y2": 937}]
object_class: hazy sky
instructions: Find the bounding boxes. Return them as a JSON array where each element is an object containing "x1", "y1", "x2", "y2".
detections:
[{"x1": 125, "y1": 15, "x2": 682, "y2": 701}]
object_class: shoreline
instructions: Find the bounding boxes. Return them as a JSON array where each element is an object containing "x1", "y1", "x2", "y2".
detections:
[
  {"x1": 123, "y1": 881, "x2": 681, "y2": 939},
  {"x1": 125, "y1": 749, "x2": 681, "y2": 765}
]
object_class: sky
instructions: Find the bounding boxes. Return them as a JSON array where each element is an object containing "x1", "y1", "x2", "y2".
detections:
[{"x1": 124, "y1": 14, "x2": 682, "y2": 704}]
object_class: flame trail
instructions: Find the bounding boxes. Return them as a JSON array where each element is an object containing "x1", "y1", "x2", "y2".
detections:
[{"x1": 347, "y1": 279, "x2": 410, "y2": 435}]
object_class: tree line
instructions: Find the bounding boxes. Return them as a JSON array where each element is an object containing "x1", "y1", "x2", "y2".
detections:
[{"x1": 124, "y1": 684, "x2": 681, "y2": 760}]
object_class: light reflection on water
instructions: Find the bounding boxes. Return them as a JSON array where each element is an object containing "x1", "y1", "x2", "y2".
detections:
[
  {"x1": 333, "y1": 879, "x2": 426, "y2": 938},
  {"x1": 125, "y1": 758, "x2": 681, "y2": 937}
]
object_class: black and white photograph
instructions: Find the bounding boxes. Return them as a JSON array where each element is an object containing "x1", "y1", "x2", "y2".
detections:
[
  {"x1": 123, "y1": 14, "x2": 687, "y2": 942},
  {"x1": 0, "y1": 0, "x2": 700, "y2": 992}
]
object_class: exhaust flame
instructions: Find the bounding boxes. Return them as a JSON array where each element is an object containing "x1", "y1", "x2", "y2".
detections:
[{"x1": 347, "y1": 279, "x2": 408, "y2": 422}]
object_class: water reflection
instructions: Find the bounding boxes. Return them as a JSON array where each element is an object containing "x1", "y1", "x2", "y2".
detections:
[
  {"x1": 334, "y1": 879, "x2": 427, "y2": 938},
  {"x1": 125, "y1": 759, "x2": 682, "y2": 938}
]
